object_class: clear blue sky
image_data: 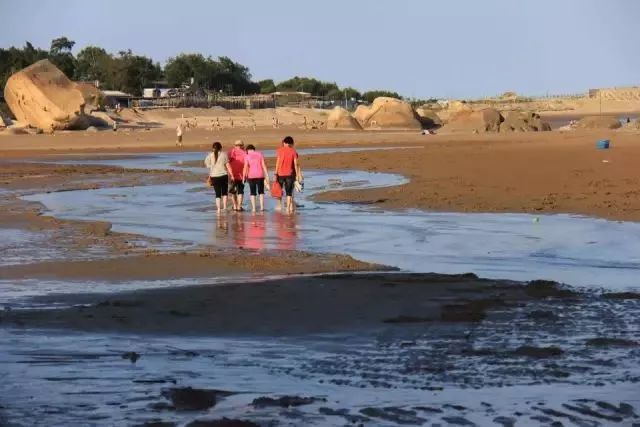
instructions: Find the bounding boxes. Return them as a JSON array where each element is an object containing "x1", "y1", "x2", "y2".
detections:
[{"x1": 2, "y1": 0, "x2": 638, "y2": 99}]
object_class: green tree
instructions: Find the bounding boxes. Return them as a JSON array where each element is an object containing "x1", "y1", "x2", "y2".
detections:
[
  {"x1": 258, "y1": 79, "x2": 276, "y2": 94},
  {"x1": 75, "y1": 46, "x2": 113, "y2": 83},
  {"x1": 164, "y1": 53, "x2": 259, "y2": 95},
  {"x1": 0, "y1": 42, "x2": 48, "y2": 90},
  {"x1": 326, "y1": 86, "x2": 361, "y2": 101},
  {"x1": 362, "y1": 90, "x2": 402, "y2": 103},
  {"x1": 111, "y1": 50, "x2": 161, "y2": 96},
  {"x1": 48, "y1": 36, "x2": 76, "y2": 78}
]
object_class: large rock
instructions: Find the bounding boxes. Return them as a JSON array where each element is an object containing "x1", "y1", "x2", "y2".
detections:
[
  {"x1": 501, "y1": 111, "x2": 551, "y2": 132},
  {"x1": 574, "y1": 115, "x2": 622, "y2": 130},
  {"x1": 75, "y1": 81, "x2": 103, "y2": 111},
  {"x1": 0, "y1": 115, "x2": 5, "y2": 128},
  {"x1": 326, "y1": 106, "x2": 362, "y2": 130},
  {"x1": 3, "y1": 59, "x2": 87, "y2": 133},
  {"x1": 444, "y1": 108, "x2": 504, "y2": 133},
  {"x1": 355, "y1": 97, "x2": 422, "y2": 130},
  {"x1": 415, "y1": 107, "x2": 443, "y2": 129},
  {"x1": 447, "y1": 100, "x2": 472, "y2": 113}
]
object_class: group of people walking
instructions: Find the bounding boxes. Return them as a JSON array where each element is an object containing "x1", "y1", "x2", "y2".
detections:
[{"x1": 204, "y1": 136, "x2": 302, "y2": 214}]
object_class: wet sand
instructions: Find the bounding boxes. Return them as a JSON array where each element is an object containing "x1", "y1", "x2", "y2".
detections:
[
  {"x1": 5, "y1": 271, "x2": 637, "y2": 337},
  {"x1": 301, "y1": 130, "x2": 640, "y2": 221},
  {"x1": 3, "y1": 127, "x2": 640, "y2": 221},
  {"x1": 0, "y1": 160, "x2": 382, "y2": 283}
]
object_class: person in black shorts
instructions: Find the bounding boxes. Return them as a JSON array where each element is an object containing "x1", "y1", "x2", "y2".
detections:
[
  {"x1": 204, "y1": 142, "x2": 234, "y2": 213},
  {"x1": 242, "y1": 144, "x2": 270, "y2": 212},
  {"x1": 275, "y1": 136, "x2": 300, "y2": 213}
]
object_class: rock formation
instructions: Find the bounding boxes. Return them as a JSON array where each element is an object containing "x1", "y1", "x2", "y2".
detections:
[
  {"x1": 355, "y1": 97, "x2": 422, "y2": 130},
  {"x1": 415, "y1": 107, "x2": 443, "y2": 129},
  {"x1": 574, "y1": 115, "x2": 622, "y2": 130},
  {"x1": 326, "y1": 106, "x2": 362, "y2": 130},
  {"x1": 3, "y1": 59, "x2": 88, "y2": 133},
  {"x1": 443, "y1": 108, "x2": 503, "y2": 133},
  {"x1": 501, "y1": 111, "x2": 551, "y2": 132}
]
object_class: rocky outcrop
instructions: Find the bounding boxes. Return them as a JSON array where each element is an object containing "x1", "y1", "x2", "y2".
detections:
[
  {"x1": 574, "y1": 115, "x2": 622, "y2": 130},
  {"x1": 415, "y1": 107, "x2": 443, "y2": 129},
  {"x1": 443, "y1": 108, "x2": 503, "y2": 133},
  {"x1": 3, "y1": 59, "x2": 87, "y2": 133},
  {"x1": 501, "y1": 111, "x2": 551, "y2": 132},
  {"x1": 326, "y1": 106, "x2": 362, "y2": 130},
  {"x1": 355, "y1": 97, "x2": 422, "y2": 130}
]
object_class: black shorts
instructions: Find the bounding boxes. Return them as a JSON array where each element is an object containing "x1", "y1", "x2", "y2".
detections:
[
  {"x1": 278, "y1": 175, "x2": 295, "y2": 197},
  {"x1": 248, "y1": 178, "x2": 265, "y2": 196},
  {"x1": 232, "y1": 179, "x2": 245, "y2": 195},
  {"x1": 211, "y1": 175, "x2": 228, "y2": 198}
]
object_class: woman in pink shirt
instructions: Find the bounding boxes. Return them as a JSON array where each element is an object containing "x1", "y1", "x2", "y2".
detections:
[{"x1": 243, "y1": 144, "x2": 270, "y2": 212}]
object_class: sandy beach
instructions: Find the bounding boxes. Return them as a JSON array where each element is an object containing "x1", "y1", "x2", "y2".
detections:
[{"x1": 2, "y1": 114, "x2": 640, "y2": 426}]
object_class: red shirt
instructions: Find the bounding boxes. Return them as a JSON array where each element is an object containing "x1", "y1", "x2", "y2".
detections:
[
  {"x1": 228, "y1": 147, "x2": 246, "y2": 180},
  {"x1": 277, "y1": 146, "x2": 298, "y2": 176}
]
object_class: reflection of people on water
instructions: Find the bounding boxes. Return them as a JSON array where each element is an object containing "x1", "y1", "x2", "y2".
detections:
[
  {"x1": 233, "y1": 214, "x2": 266, "y2": 250},
  {"x1": 274, "y1": 211, "x2": 298, "y2": 250},
  {"x1": 243, "y1": 144, "x2": 270, "y2": 212}
]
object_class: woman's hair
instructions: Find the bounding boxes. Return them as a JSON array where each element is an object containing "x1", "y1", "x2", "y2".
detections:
[
  {"x1": 246, "y1": 144, "x2": 255, "y2": 151},
  {"x1": 212, "y1": 141, "x2": 222, "y2": 162},
  {"x1": 283, "y1": 136, "x2": 294, "y2": 145}
]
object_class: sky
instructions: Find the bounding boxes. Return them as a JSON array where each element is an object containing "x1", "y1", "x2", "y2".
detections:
[{"x1": 1, "y1": 0, "x2": 639, "y2": 99}]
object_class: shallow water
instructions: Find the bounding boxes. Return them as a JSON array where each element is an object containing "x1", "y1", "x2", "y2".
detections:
[
  {"x1": 4, "y1": 149, "x2": 640, "y2": 426},
  {"x1": 23, "y1": 153, "x2": 640, "y2": 290},
  {"x1": 1, "y1": 291, "x2": 639, "y2": 426}
]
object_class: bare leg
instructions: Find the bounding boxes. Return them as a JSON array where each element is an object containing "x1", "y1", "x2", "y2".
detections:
[
  {"x1": 215, "y1": 197, "x2": 221, "y2": 214},
  {"x1": 286, "y1": 196, "x2": 293, "y2": 213},
  {"x1": 231, "y1": 193, "x2": 238, "y2": 211},
  {"x1": 275, "y1": 198, "x2": 282, "y2": 211},
  {"x1": 259, "y1": 194, "x2": 265, "y2": 211},
  {"x1": 237, "y1": 194, "x2": 244, "y2": 211},
  {"x1": 222, "y1": 195, "x2": 228, "y2": 211},
  {"x1": 250, "y1": 195, "x2": 256, "y2": 212}
]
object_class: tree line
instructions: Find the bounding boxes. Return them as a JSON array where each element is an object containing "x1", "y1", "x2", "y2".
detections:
[{"x1": 0, "y1": 37, "x2": 403, "y2": 102}]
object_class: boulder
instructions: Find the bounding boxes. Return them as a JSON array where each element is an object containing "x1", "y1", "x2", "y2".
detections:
[
  {"x1": 75, "y1": 81, "x2": 103, "y2": 111},
  {"x1": 0, "y1": 115, "x2": 5, "y2": 128},
  {"x1": 326, "y1": 106, "x2": 362, "y2": 130},
  {"x1": 353, "y1": 104, "x2": 371, "y2": 125},
  {"x1": 574, "y1": 115, "x2": 622, "y2": 130},
  {"x1": 501, "y1": 111, "x2": 551, "y2": 132},
  {"x1": 444, "y1": 108, "x2": 504, "y2": 133},
  {"x1": 415, "y1": 107, "x2": 443, "y2": 129},
  {"x1": 447, "y1": 100, "x2": 472, "y2": 113},
  {"x1": 3, "y1": 59, "x2": 88, "y2": 133},
  {"x1": 356, "y1": 97, "x2": 422, "y2": 130},
  {"x1": 623, "y1": 119, "x2": 640, "y2": 131}
]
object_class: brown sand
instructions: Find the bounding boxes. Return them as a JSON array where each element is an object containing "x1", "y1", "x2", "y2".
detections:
[
  {"x1": 301, "y1": 130, "x2": 640, "y2": 221},
  {"x1": 0, "y1": 251, "x2": 381, "y2": 282},
  {"x1": 3, "y1": 126, "x2": 640, "y2": 221}
]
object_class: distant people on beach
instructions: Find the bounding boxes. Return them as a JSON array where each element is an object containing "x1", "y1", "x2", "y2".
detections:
[
  {"x1": 243, "y1": 144, "x2": 270, "y2": 212},
  {"x1": 205, "y1": 142, "x2": 234, "y2": 213},
  {"x1": 275, "y1": 136, "x2": 302, "y2": 214},
  {"x1": 228, "y1": 140, "x2": 247, "y2": 211}
]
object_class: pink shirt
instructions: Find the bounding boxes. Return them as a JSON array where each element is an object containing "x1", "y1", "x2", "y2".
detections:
[
  {"x1": 244, "y1": 151, "x2": 265, "y2": 179},
  {"x1": 228, "y1": 147, "x2": 246, "y2": 180}
]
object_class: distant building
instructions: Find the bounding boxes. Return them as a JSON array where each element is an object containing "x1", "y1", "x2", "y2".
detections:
[{"x1": 102, "y1": 90, "x2": 134, "y2": 107}]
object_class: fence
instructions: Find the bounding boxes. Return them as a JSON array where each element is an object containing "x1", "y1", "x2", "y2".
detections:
[{"x1": 132, "y1": 95, "x2": 275, "y2": 110}]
